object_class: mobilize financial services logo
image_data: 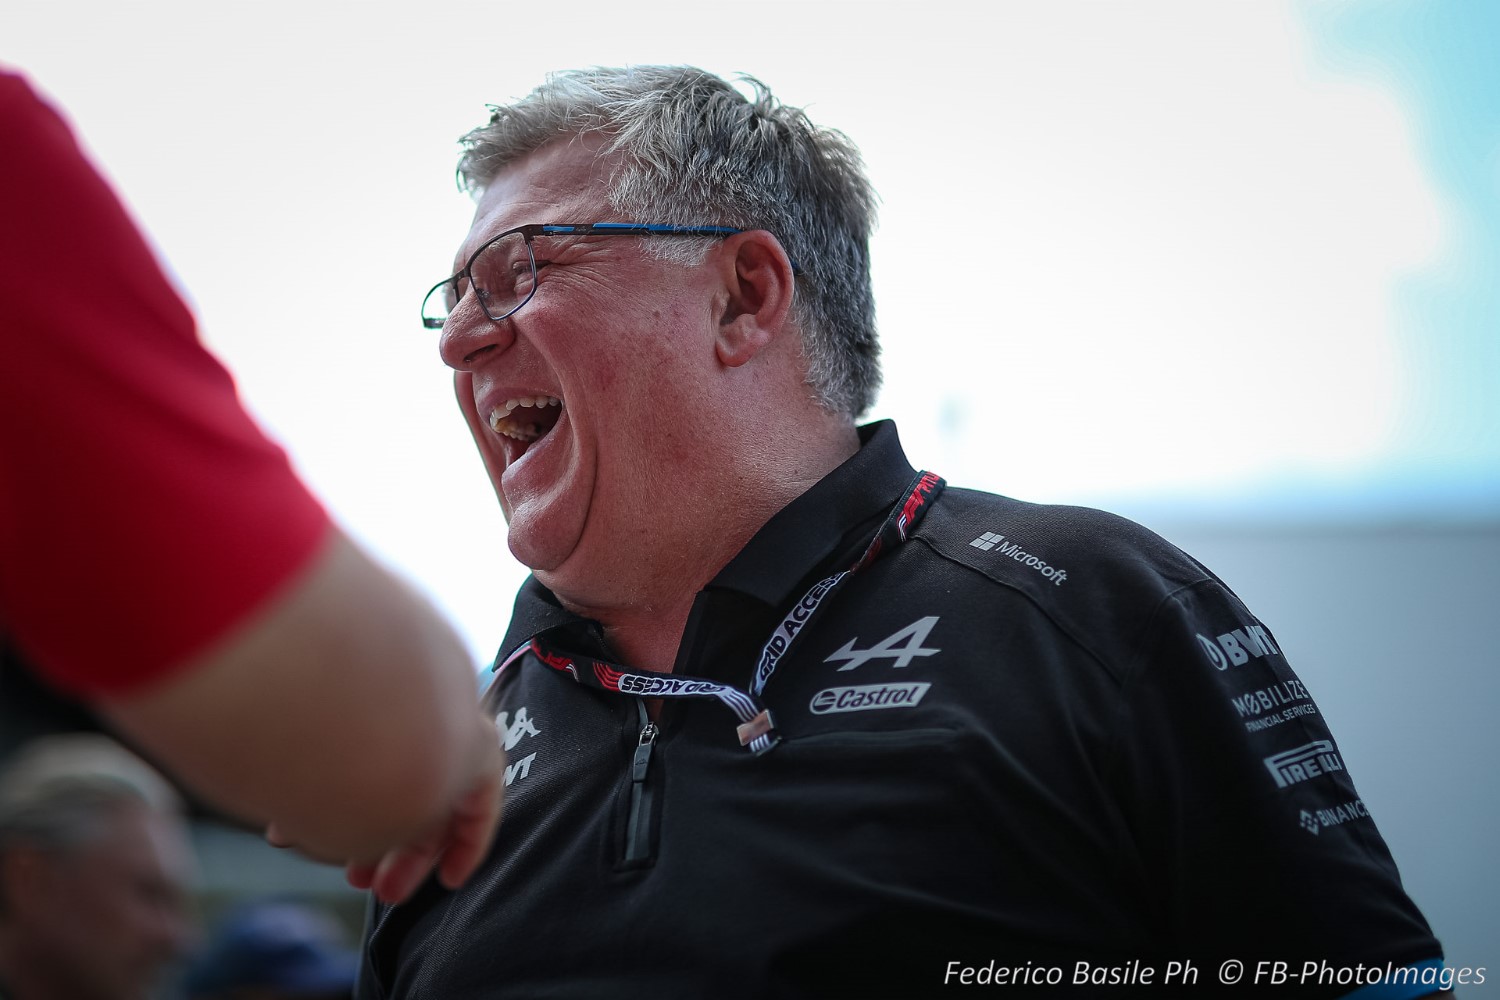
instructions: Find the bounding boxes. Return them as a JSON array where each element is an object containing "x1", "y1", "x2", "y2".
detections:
[{"x1": 969, "y1": 532, "x2": 1068, "y2": 585}]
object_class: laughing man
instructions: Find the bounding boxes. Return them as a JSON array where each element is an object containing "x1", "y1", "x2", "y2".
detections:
[{"x1": 358, "y1": 66, "x2": 1448, "y2": 999}]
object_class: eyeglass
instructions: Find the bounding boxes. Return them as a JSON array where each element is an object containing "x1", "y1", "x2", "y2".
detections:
[{"x1": 421, "y1": 222, "x2": 778, "y2": 330}]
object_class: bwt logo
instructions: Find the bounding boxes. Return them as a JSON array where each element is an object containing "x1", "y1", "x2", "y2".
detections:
[
  {"x1": 1196, "y1": 624, "x2": 1280, "y2": 670},
  {"x1": 1264, "y1": 740, "x2": 1345, "y2": 789}
]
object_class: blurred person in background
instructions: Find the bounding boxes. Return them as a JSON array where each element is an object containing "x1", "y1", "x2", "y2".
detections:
[
  {"x1": 0, "y1": 735, "x2": 195, "y2": 1000},
  {"x1": 182, "y1": 899, "x2": 357, "y2": 1000},
  {"x1": 0, "y1": 67, "x2": 501, "y2": 905}
]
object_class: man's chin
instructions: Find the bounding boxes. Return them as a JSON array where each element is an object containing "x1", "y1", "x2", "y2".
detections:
[
  {"x1": 516, "y1": 538, "x2": 605, "y2": 609},
  {"x1": 508, "y1": 536, "x2": 562, "y2": 577},
  {"x1": 504, "y1": 515, "x2": 580, "y2": 580}
]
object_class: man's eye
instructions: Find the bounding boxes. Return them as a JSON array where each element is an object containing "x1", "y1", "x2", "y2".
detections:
[{"x1": 510, "y1": 261, "x2": 537, "y2": 294}]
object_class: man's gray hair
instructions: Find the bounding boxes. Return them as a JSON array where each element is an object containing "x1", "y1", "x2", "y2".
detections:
[
  {"x1": 0, "y1": 734, "x2": 181, "y2": 857},
  {"x1": 457, "y1": 65, "x2": 882, "y2": 418}
]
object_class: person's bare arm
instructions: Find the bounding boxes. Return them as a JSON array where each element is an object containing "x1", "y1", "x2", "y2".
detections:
[{"x1": 95, "y1": 530, "x2": 503, "y2": 890}]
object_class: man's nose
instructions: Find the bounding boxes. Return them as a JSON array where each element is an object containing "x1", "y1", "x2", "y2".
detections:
[{"x1": 438, "y1": 298, "x2": 516, "y2": 370}]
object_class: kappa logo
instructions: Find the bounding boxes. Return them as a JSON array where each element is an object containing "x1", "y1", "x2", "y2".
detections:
[
  {"x1": 824, "y1": 616, "x2": 941, "y2": 672},
  {"x1": 496, "y1": 707, "x2": 542, "y2": 787}
]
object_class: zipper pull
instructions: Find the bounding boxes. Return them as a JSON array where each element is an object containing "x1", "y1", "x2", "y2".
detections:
[{"x1": 632, "y1": 721, "x2": 659, "y2": 782}]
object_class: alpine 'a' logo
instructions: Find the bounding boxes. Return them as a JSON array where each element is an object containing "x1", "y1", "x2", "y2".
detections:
[{"x1": 823, "y1": 616, "x2": 941, "y2": 671}]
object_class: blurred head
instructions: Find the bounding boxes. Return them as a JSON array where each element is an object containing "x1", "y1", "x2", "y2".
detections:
[
  {"x1": 0, "y1": 735, "x2": 196, "y2": 1000},
  {"x1": 455, "y1": 65, "x2": 881, "y2": 418}
]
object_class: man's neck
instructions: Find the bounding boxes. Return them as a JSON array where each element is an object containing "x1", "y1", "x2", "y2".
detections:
[{"x1": 553, "y1": 420, "x2": 861, "y2": 673}]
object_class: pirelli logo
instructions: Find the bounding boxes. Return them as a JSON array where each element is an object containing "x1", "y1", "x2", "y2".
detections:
[{"x1": 1263, "y1": 740, "x2": 1345, "y2": 789}]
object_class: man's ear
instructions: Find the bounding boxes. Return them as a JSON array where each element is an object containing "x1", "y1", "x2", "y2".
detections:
[{"x1": 714, "y1": 230, "x2": 796, "y2": 369}]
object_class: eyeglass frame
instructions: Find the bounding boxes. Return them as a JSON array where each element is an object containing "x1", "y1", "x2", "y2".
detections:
[{"x1": 421, "y1": 222, "x2": 802, "y2": 330}]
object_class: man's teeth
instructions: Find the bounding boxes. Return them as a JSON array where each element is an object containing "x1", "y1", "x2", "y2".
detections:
[{"x1": 487, "y1": 396, "x2": 562, "y2": 442}]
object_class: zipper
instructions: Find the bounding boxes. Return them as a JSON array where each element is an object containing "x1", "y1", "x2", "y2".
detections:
[{"x1": 623, "y1": 700, "x2": 660, "y2": 864}]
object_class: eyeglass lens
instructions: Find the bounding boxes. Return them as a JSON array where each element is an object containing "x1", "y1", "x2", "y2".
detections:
[{"x1": 423, "y1": 231, "x2": 537, "y2": 327}]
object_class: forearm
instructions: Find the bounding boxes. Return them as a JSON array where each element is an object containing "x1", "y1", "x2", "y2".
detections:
[{"x1": 100, "y1": 530, "x2": 500, "y2": 862}]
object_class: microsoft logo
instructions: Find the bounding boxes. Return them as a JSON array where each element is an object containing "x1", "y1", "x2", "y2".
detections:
[{"x1": 969, "y1": 532, "x2": 1004, "y2": 551}]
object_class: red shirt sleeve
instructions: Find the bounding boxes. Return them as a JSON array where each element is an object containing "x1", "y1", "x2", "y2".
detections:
[{"x1": 0, "y1": 71, "x2": 332, "y2": 696}]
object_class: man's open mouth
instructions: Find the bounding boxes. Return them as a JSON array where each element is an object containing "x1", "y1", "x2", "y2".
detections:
[{"x1": 488, "y1": 396, "x2": 563, "y2": 443}]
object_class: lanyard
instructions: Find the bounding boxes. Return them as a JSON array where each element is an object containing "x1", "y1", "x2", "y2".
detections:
[{"x1": 492, "y1": 470, "x2": 944, "y2": 754}]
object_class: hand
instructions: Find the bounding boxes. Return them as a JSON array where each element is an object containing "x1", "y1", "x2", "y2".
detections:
[
  {"x1": 344, "y1": 746, "x2": 506, "y2": 905},
  {"x1": 265, "y1": 732, "x2": 505, "y2": 905}
]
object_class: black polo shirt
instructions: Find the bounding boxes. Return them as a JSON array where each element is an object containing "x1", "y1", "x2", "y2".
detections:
[{"x1": 358, "y1": 421, "x2": 1443, "y2": 999}]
